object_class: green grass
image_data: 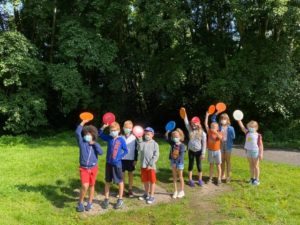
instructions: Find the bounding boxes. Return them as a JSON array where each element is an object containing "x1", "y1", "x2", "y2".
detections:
[{"x1": 0, "y1": 133, "x2": 299, "y2": 225}]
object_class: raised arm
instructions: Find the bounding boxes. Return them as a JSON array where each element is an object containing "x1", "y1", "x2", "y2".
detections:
[
  {"x1": 204, "y1": 112, "x2": 209, "y2": 131},
  {"x1": 75, "y1": 120, "x2": 89, "y2": 144},
  {"x1": 237, "y1": 120, "x2": 247, "y2": 134},
  {"x1": 183, "y1": 110, "x2": 191, "y2": 132},
  {"x1": 98, "y1": 124, "x2": 111, "y2": 142}
]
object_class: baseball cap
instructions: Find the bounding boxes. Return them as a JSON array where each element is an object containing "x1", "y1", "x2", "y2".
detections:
[
  {"x1": 144, "y1": 127, "x2": 155, "y2": 134},
  {"x1": 191, "y1": 116, "x2": 201, "y2": 124}
]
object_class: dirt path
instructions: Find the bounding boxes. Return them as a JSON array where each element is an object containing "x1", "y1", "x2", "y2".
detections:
[{"x1": 232, "y1": 146, "x2": 300, "y2": 166}]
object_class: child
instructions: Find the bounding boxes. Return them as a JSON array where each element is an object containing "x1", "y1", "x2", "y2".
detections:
[
  {"x1": 205, "y1": 112, "x2": 223, "y2": 185},
  {"x1": 237, "y1": 120, "x2": 264, "y2": 185},
  {"x1": 121, "y1": 120, "x2": 138, "y2": 198},
  {"x1": 99, "y1": 122, "x2": 128, "y2": 209},
  {"x1": 137, "y1": 127, "x2": 159, "y2": 204},
  {"x1": 165, "y1": 128, "x2": 185, "y2": 199},
  {"x1": 75, "y1": 120, "x2": 103, "y2": 212},
  {"x1": 212, "y1": 113, "x2": 235, "y2": 183},
  {"x1": 182, "y1": 113, "x2": 207, "y2": 187}
]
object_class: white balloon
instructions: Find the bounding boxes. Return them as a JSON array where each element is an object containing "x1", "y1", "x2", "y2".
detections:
[{"x1": 233, "y1": 110, "x2": 244, "y2": 121}]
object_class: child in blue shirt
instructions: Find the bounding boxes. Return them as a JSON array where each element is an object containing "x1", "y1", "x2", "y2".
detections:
[
  {"x1": 75, "y1": 120, "x2": 103, "y2": 212},
  {"x1": 99, "y1": 121, "x2": 128, "y2": 209}
]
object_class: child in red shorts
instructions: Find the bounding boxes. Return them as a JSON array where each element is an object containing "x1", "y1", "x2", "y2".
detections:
[
  {"x1": 75, "y1": 120, "x2": 103, "y2": 212},
  {"x1": 137, "y1": 127, "x2": 159, "y2": 204}
]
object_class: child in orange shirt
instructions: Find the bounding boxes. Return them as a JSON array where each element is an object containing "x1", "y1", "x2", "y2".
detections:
[{"x1": 205, "y1": 112, "x2": 223, "y2": 185}]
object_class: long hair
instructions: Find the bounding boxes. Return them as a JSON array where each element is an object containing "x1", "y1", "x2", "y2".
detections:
[
  {"x1": 189, "y1": 124, "x2": 203, "y2": 140},
  {"x1": 172, "y1": 128, "x2": 185, "y2": 142}
]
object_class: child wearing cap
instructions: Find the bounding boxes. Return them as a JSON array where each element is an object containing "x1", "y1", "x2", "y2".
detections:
[
  {"x1": 99, "y1": 122, "x2": 128, "y2": 209},
  {"x1": 75, "y1": 120, "x2": 103, "y2": 212},
  {"x1": 205, "y1": 112, "x2": 223, "y2": 185},
  {"x1": 137, "y1": 127, "x2": 159, "y2": 204},
  {"x1": 121, "y1": 120, "x2": 138, "y2": 198},
  {"x1": 182, "y1": 111, "x2": 207, "y2": 187}
]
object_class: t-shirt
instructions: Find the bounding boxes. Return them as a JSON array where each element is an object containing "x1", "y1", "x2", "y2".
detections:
[
  {"x1": 244, "y1": 132, "x2": 262, "y2": 151},
  {"x1": 121, "y1": 134, "x2": 138, "y2": 161},
  {"x1": 221, "y1": 126, "x2": 228, "y2": 141},
  {"x1": 207, "y1": 130, "x2": 222, "y2": 151}
]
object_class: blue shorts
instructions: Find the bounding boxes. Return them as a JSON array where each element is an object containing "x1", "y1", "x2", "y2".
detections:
[
  {"x1": 105, "y1": 163, "x2": 123, "y2": 184},
  {"x1": 221, "y1": 141, "x2": 232, "y2": 153},
  {"x1": 170, "y1": 161, "x2": 184, "y2": 170},
  {"x1": 246, "y1": 149, "x2": 259, "y2": 158}
]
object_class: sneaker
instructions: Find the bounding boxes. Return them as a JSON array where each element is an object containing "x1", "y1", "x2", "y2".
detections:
[
  {"x1": 102, "y1": 198, "x2": 109, "y2": 209},
  {"x1": 138, "y1": 193, "x2": 149, "y2": 201},
  {"x1": 128, "y1": 190, "x2": 134, "y2": 198},
  {"x1": 177, "y1": 191, "x2": 185, "y2": 198},
  {"x1": 172, "y1": 191, "x2": 178, "y2": 199},
  {"x1": 114, "y1": 199, "x2": 124, "y2": 209},
  {"x1": 226, "y1": 177, "x2": 231, "y2": 183},
  {"x1": 188, "y1": 180, "x2": 195, "y2": 187},
  {"x1": 252, "y1": 179, "x2": 260, "y2": 186},
  {"x1": 217, "y1": 179, "x2": 222, "y2": 186},
  {"x1": 85, "y1": 202, "x2": 93, "y2": 211},
  {"x1": 248, "y1": 178, "x2": 254, "y2": 184},
  {"x1": 146, "y1": 196, "x2": 155, "y2": 204},
  {"x1": 207, "y1": 178, "x2": 213, "y2": 184},
  {"x1": 76, "y1": 202, "x2": 85, "y2": 212},
  {"x1": 197, "y1": 179, "x2": 204, "y2": 186}
]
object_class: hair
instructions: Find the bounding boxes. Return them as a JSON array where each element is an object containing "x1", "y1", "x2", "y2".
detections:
[
  {"x1": 189, "y1": 124, "x2": 203, "y2": 140},
  {"x1": 247, "y1": 120, "x2": 259, "y2": 130},
  {"x1": 211, "y1": 122, "x2": 219, "y2": 128},
  {"x1": 123, "y1": 120, "x2": 133, "y2": 128},
  {"x1": 82, "y1": 125, "x2": 98, "y2": 141},
  {"x1": 172, "y1": 128, "x2": 185, "y2": 142},
  {"x1": 110, "y1": 122, "x2": 120, "y2": 131},
  {"x1": 219, "y1": 113, "x2": 231, "y2": 125}
]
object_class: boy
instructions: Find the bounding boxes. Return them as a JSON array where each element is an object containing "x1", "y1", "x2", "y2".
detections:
[
  {"x1": 75, "y1": 120, "x2": 103, "y2": 212},
  {"x1": 99, "y1": 122, "x2": 128, "y2": 209},
  {"x1": 121, "y1": 120, "x2": 138, "y2": 198},
  {"x1": 137, "y1": 127, "x2": 159, "y2": 204},
  {"x1": 205, "y1": 112, "x2": 223, "y2": 185}
]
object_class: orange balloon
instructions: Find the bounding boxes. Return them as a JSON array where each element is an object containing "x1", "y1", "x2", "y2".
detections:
[{"x1": 208, "y1": 105, "x2": 216, "y2": 115}]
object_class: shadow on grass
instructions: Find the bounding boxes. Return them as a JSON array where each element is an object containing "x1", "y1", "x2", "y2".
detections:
[{"x1": 16, "y1": 179, "x2": 103, "y2": 208}]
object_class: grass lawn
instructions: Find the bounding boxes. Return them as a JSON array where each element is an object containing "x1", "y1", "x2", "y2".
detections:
[{"x1": 0, "y1": 132, "x2": 299, "y2": 225}]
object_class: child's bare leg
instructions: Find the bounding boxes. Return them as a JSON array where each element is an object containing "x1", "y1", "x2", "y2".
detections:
[
  {"x1": 226, "y1": 152, "x2": 231, "y2": 178},
  {"x1": 128, "y1": 172, "x2": 134, "y2": 190},
  {"x1": 217, "y1": 164, "x2": 222, "y2": 180},
  {"x1": 79, "y1": 183, "x2": 89, "y2": 203},
  {"x1": 118, "y1": 181, "x2": 124, "y2": 199},
  {"x1": 104, "y1": 182, "x2": 110, "y2": 199},
  {"x1": 198, "y1": 171, "x2": 202, "y2": 181},
  {"x1": 209, "y1": 163, "x2": 214, "y2": 179},
  {"x1": 88, "y1": 185, "x2": 95, "y2": 203},
  {"x1": 144, "y1": 182, "x2": 150, "y2": 195},
  {"x1": 254, "y1": 159, "x2": 260, "y2": 180},
  {"x1": 172, "y1": 166, "x2": 178, "y2": 192},
  {"x1": 188, "y1": 171, "x2": 193, "y2": 181},
  {"x1": 221, "y1": 153, "x2": 226, "y2": 179},
  {"x1": 247, "y1": 157, "x2": 253, "y2": 179},
  {"x1": 150, "y1": 182, "x2": 155, "y2": 197},
  {"x1": 178, "y1": 170, "x2": 184, "y2": 191}
]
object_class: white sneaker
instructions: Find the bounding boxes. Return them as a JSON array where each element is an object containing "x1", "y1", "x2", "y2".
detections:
[
  {"x1": 172, "y1": 191, "x2": 178, "y2": 199},
  {"x1": 177, "y1": 190, "x2": 185, "y2": 198}
]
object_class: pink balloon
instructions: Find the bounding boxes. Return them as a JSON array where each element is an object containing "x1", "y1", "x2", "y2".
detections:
[{"x1": 133, "y1": 125, "x2": 144, "y2": 138}]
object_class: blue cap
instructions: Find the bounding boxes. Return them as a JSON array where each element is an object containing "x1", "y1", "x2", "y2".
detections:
[{"x1": 144, "y1": 127, "x2": 154, "y2": 134}]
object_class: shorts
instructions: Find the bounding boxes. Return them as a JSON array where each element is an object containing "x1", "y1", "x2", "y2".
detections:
[
  {"x1": 170, "y1": 160, "x2": 184, "y2": 170},
  {"x1": 79, "y1": 165, "x2": 98, "y2": 186},
  {"x1": 246, "y1": 149, "x2": 259, "y2": 158},
  {"x1": 221, "y1": 141, "x2": 232, "y2": 153},
  {"x1": 105, "y1": 163, "x2": 123, "y2": 184},
  {"x1": 141, "y1": 168, "x2": 156, "y2": 183},
  {"x1": 122, "y1": 160, "x2": 136, "y2": 172},
  {"x1": 208, "y1": 150, "x2": 222, "y2": 164}
]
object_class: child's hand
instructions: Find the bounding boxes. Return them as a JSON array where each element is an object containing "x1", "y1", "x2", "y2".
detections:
[
  {"x1": 102, "y1": 124, "x2": 109, "y2": 129},
  {"x1": 146, "y1": 166, "x2": 152, "y2": 170},
  {"x1": 133, "y1": 161, "x2": 137, "y2": 166},
  {"x1": 80, "y1": 120, "x2": 90, "y2": 126},
  {"x1": 200, "y1": 155, "x2": 205, "y2": 160}
]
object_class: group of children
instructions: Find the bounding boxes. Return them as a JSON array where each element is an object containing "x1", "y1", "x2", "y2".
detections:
[{"x1": 75, "y1": 109, "x2": 264, "y2": 212}]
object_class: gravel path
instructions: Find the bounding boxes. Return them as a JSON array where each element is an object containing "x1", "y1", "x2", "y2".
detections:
[{"x1": 232, "y1": 146, "x2": 300, "y2": 166}]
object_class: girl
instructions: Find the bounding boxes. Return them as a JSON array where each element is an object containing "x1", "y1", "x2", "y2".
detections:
[
  {"x1": 213, "y1": 113, "x2": 235, "y2": 183},
  {"x1": 237, "y1": 120, "x2": 264, "y2": 185},
  {"x1": 165, "y1": 128, "x2": 185, "y2": 198},
  {"x1": 182, "y1": 112, "x2": 207, "y2": 187}
]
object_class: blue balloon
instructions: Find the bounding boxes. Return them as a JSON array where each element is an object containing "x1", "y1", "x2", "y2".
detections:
[{"x1": 165, "y1": 121, "x2": 176, "y2": 132}]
